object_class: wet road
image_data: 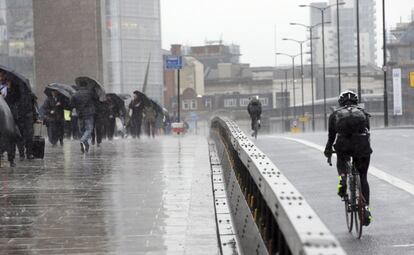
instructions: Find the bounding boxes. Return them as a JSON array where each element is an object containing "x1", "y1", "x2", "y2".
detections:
[
  {"x1": 256, "y1": 129, "x2": 414, "y2": 255},
  {"x1": 0, "y1": 136, "x2": 218, "y2": 254}
]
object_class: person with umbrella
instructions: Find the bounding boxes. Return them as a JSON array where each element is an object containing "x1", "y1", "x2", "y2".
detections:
[
  {"x1": 128, "y1": 91, "x2": 145, "y2": 139},
  {"x1": 42, "y1": 89, "x2": 69, "y2": 146},
  {"x1": 105, "y1": 93, "x2": 126, "y2": 140},
  {"x1": 0, "y1": 66, "x2": 39, "y2": 160},
  {"x1": 0, "y1": 74, "x2": 20, "y2": 167},
  {"x1": 71, "y1": 79, "x2": 97, "y2": 153}
]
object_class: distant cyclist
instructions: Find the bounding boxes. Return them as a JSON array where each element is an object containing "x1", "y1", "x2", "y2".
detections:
[
  {"x1": 324, "y1": 90, "x2": 373, "y2": 226},
  {"x1": 247, "y1": 96, "x2": 262, "y2": 137}
]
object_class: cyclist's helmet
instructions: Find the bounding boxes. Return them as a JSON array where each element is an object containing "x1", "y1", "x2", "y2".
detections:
[{"x1": 338, "y1": 90, "x2": 358, "y2": 107}]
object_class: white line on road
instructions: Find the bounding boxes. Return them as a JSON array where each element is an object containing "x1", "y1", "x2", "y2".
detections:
[
  {"x1": 282, "y1": 137, "x2": 414, "y2": 196},
  {"x1": 392, "y1": 244, "x2": 414, "y2": 248}
]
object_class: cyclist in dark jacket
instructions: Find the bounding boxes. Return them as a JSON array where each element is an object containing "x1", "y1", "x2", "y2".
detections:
[
  {"x1": 324, "y1": 90, "x2": 373, "y2": 226},
  {"x1": 247, "y1": 96, "x2": 262, "y2": 135},
  {"x1": 71, "y1": 82, "x2": 96, "y2": 153}
]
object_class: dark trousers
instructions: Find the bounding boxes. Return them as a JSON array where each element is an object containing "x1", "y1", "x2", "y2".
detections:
[
  {"x1": 145, "y1": 121, "x2": 156, "y2": 138},
  {"x1": 17, "y1": 118, "x2": 34, "y2": 157},
  {"x1": 130, "y1": 117, "x2": 142, "y2": 138},
  {"x1": 106, "y1": 117, "x2": 116, "y2": 140},
  {"x1": 0, "y1": 136, "x2": 15, "y2": 163},
  {"x1": 47, "y1": 121, "x2": 64, "y2": 145},
  {"x1": 337, "y1": 154, "x2": 371, "y2": 205},
  {"x1": 92, "y1": 117, "x2": 106, "y2": 145},
  {"x1": 71, "y1": 117, "x2": 80, "y2": 140}
]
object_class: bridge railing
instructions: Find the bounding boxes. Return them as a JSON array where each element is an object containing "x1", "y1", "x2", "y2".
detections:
[{"x1": 210, "y1": 117, "x2": 346, "y2": 255}]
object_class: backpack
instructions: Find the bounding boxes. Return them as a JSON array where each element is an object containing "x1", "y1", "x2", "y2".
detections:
[{"x1": 335, "y1": 106, "x2": 367, "y2": 134}]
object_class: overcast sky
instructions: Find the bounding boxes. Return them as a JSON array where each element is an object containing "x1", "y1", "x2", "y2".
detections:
[{"x1": 161, "y1": 0, "x2": 414, "y2": 67}]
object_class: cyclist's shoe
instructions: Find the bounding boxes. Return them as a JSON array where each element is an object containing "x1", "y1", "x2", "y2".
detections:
[
  {"x1": 337, "y1": 176, "x2": 347, "y2": 198},
  {"x1": 363, "y1": 206, "x2": 373, "y2": 226}
]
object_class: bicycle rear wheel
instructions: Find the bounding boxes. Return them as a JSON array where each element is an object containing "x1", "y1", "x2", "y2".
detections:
[
  {"x1": 354, "y1": 174, "x2": 364, "y2": 239},
  {"x1": 345, "y1": 176, "x2": 353, "y2": 232}
]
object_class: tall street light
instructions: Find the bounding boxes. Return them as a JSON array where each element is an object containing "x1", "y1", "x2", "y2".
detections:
[
  {"x1": 356, "y1": 0, "x2": 362, "y2": 100},
  {"x1": 382, "y1": 0, "x2": 389, "y2": 127},
  {"x1": 283, "y1": 37, "x2": 319, "y2": 132},
  {"x1": 276, "y1": 53, "x2": 301, "y2": 122},
  {"x1": 290, "y1": 22, "x2": 328, "y2": 131},
  {"x1": 299, "y1": 2, "x2": 344, "y2": 130},
  {"x1": 336, "y1": 0, "x2": 344, "y2": 93}
]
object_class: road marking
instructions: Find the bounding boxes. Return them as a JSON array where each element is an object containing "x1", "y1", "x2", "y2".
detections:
[
  {"x1": 392, "y1": 244, "x2": 414, "y2": 248},
  {"x1": 282, "y1": 137, "x2": 414, "y2": 196}
]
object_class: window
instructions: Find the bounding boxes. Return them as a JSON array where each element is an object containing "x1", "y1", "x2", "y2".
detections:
[
  {"x1": 190, "y1": 99, "x2": 197, "y2": 110},
  {"x1": 259, "y1": 98, "x2": 269, "y2": 106},
  {"x1": 224, "y1": 98, "x2": 237, "y2": 108},
  {"x1": 182, "y1": 100, "x2": 190, "y2": 110},
  {"x1": 240, "y1": 98, "x2": 250, "y2": 107},
  {"x1": 205, "y1": 98, "x2": 212, "y2": 109}
]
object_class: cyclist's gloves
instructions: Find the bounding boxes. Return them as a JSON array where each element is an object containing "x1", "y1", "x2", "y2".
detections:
[{"x1": 324, "y1": 146, "x2": 333, "y2": 158}]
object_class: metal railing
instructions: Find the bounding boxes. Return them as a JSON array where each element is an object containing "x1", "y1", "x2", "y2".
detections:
[{"x1": 210, "y1": 117, "x2": 346, "y2": 255}]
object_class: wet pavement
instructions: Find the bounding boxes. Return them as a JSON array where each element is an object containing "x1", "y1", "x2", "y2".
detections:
[
  {"x1": 0, "y1": 136, "x2": 218, "y2": 254},
  {"x1": 256, "y1": 131, "x2": 414, "y2": 255}
]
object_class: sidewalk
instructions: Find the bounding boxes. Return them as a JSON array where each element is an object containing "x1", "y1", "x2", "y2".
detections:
[{"x1": 0, "y1": 136, "x2": 218, "y2": 254}]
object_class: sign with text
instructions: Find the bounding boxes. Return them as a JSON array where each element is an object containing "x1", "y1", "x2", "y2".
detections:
[
  {"x1": 410, "y1": 71, "x2": 414, "y2": 88},
  {"x1": 392, "y1": 68, "x2": 403, "y2": 116},
  {"x1": 165, "y1": 56, "x2": 183, "y2": 70}
]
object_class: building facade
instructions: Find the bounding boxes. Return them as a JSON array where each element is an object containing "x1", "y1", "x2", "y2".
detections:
[
  {"x1": 104, "y1": 0, "x2": 163, "y2": 104},
  {"x1": 33, "y1": 0, "x2": 104, "y2": 99},
  {"x1": 310, "y1": 0, "x2": 377, "y2": 68},
  {"x1": 0, "y1": 0, "x2": 34, "y2": 86}
]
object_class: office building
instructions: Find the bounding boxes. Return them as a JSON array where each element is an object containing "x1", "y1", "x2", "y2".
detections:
[
  {"x1": 104, "y1": 0, "x2": 163, "y2": 104},
  {"x1": 0, "y1": 0, "x2": 34, "y2": 86}
]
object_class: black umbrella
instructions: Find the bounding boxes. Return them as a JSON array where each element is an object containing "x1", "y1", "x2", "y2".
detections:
[
  {"x1": 0, "y1": 64, "x2": 32, "y2": 94},
  {"x1": 133, "y1": 90, "x2": 151, "y2": 107},
  {"x1": 106, "y1": 93, "x2": 127, "y2": 116},
  {"x1": 0, "y1": 96, "x2": 17, "y2": 137},
  {"x1": 75, "y1": 76, "x2": 106, "y2": 102},
  {"x1": 44, "y1": 83, "x2": 77, "y2": 99}
]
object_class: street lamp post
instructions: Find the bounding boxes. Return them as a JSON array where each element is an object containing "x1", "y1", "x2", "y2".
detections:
[
  {"x1": 356, "y1": 0, "x2": 362, "y2": 100},
  {"x1": 382, "y1": 0, "x2": 389, "y2": 127},
  {"x1": 290, "y1": 22, "x2": 327, "y2": 132},
  {"x1": 336, "y1": 0, "x2": 342, "y2": 93},
  {"x1": 299, "y1": 2, "x2": 345, "y2": 131},
  {"x1": 283, "y1": 36, "x2": 320, "y2": 132},
  {"x1": 276, "y1": 53, "x2": 301, "y2": 122}
]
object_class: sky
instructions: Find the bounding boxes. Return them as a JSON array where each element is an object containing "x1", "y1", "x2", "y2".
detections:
[{"x1": 161, "y1": 0, "x2": 414, "y2": 67}]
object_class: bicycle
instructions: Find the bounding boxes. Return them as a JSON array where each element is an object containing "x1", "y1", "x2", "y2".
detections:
[
  {"x1": 252, "y1": 118, "x2": 260, "y2": 139},
  {"x1": 328, "y1": 152, "x2": 367, "y2": 239}
]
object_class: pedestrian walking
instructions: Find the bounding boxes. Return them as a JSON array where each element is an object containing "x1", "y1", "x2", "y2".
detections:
[
  {"x1": 71, "y1": 80, "x2": 96, "y2": 153},
  {"x1": 128, "y1": 91, "x2": 145, "y2": 138}
]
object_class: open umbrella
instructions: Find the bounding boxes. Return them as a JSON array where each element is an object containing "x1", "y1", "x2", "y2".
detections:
[
  {"x1": 75, "y1": 76, "x2": 106, "y2": 102},
  {"x1": 0, "y1": 64, "x2": 32, "y2": 95},
  {"x1": 0, "y1": 96, "x2": 17, "y2": 137},
  {"x1": 44, "y1": 83, "x2": 76, "y2": 99},
  {"x1": 107, "y1": 93, "x2": 127, "y2": 116}
]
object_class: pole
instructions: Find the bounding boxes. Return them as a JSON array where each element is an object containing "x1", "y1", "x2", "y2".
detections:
[
  {"x1": 300, "y1": 42, "x2": 305, "y2": 132},
  {"x1": 382, "y1": 0, "x2": 389, "y2": 127},
  {"x1": 310, "y1": 28, "x2": 316, "y2": 131},
  {"x1": 322, "y1": 10, "x2": 328, "y2": 131},
  {"x1": 292, "y1": 57, "x2": 297, "y2": 120},
  {"x1": 177, "y1": 69, "x2": 181, "y2": 122},
  {"x1": 356, "y1": 0, "x2": 362, "y2": 100},
  {"x1": 285, "y1": 70, "x2": 289, "y2": 130},
  {"x1": 336, "y1": 0, "x2": 342, "y2": 93},
  {"x1": 280, "y1": 81, "x2": 284, "y2": 132}
]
